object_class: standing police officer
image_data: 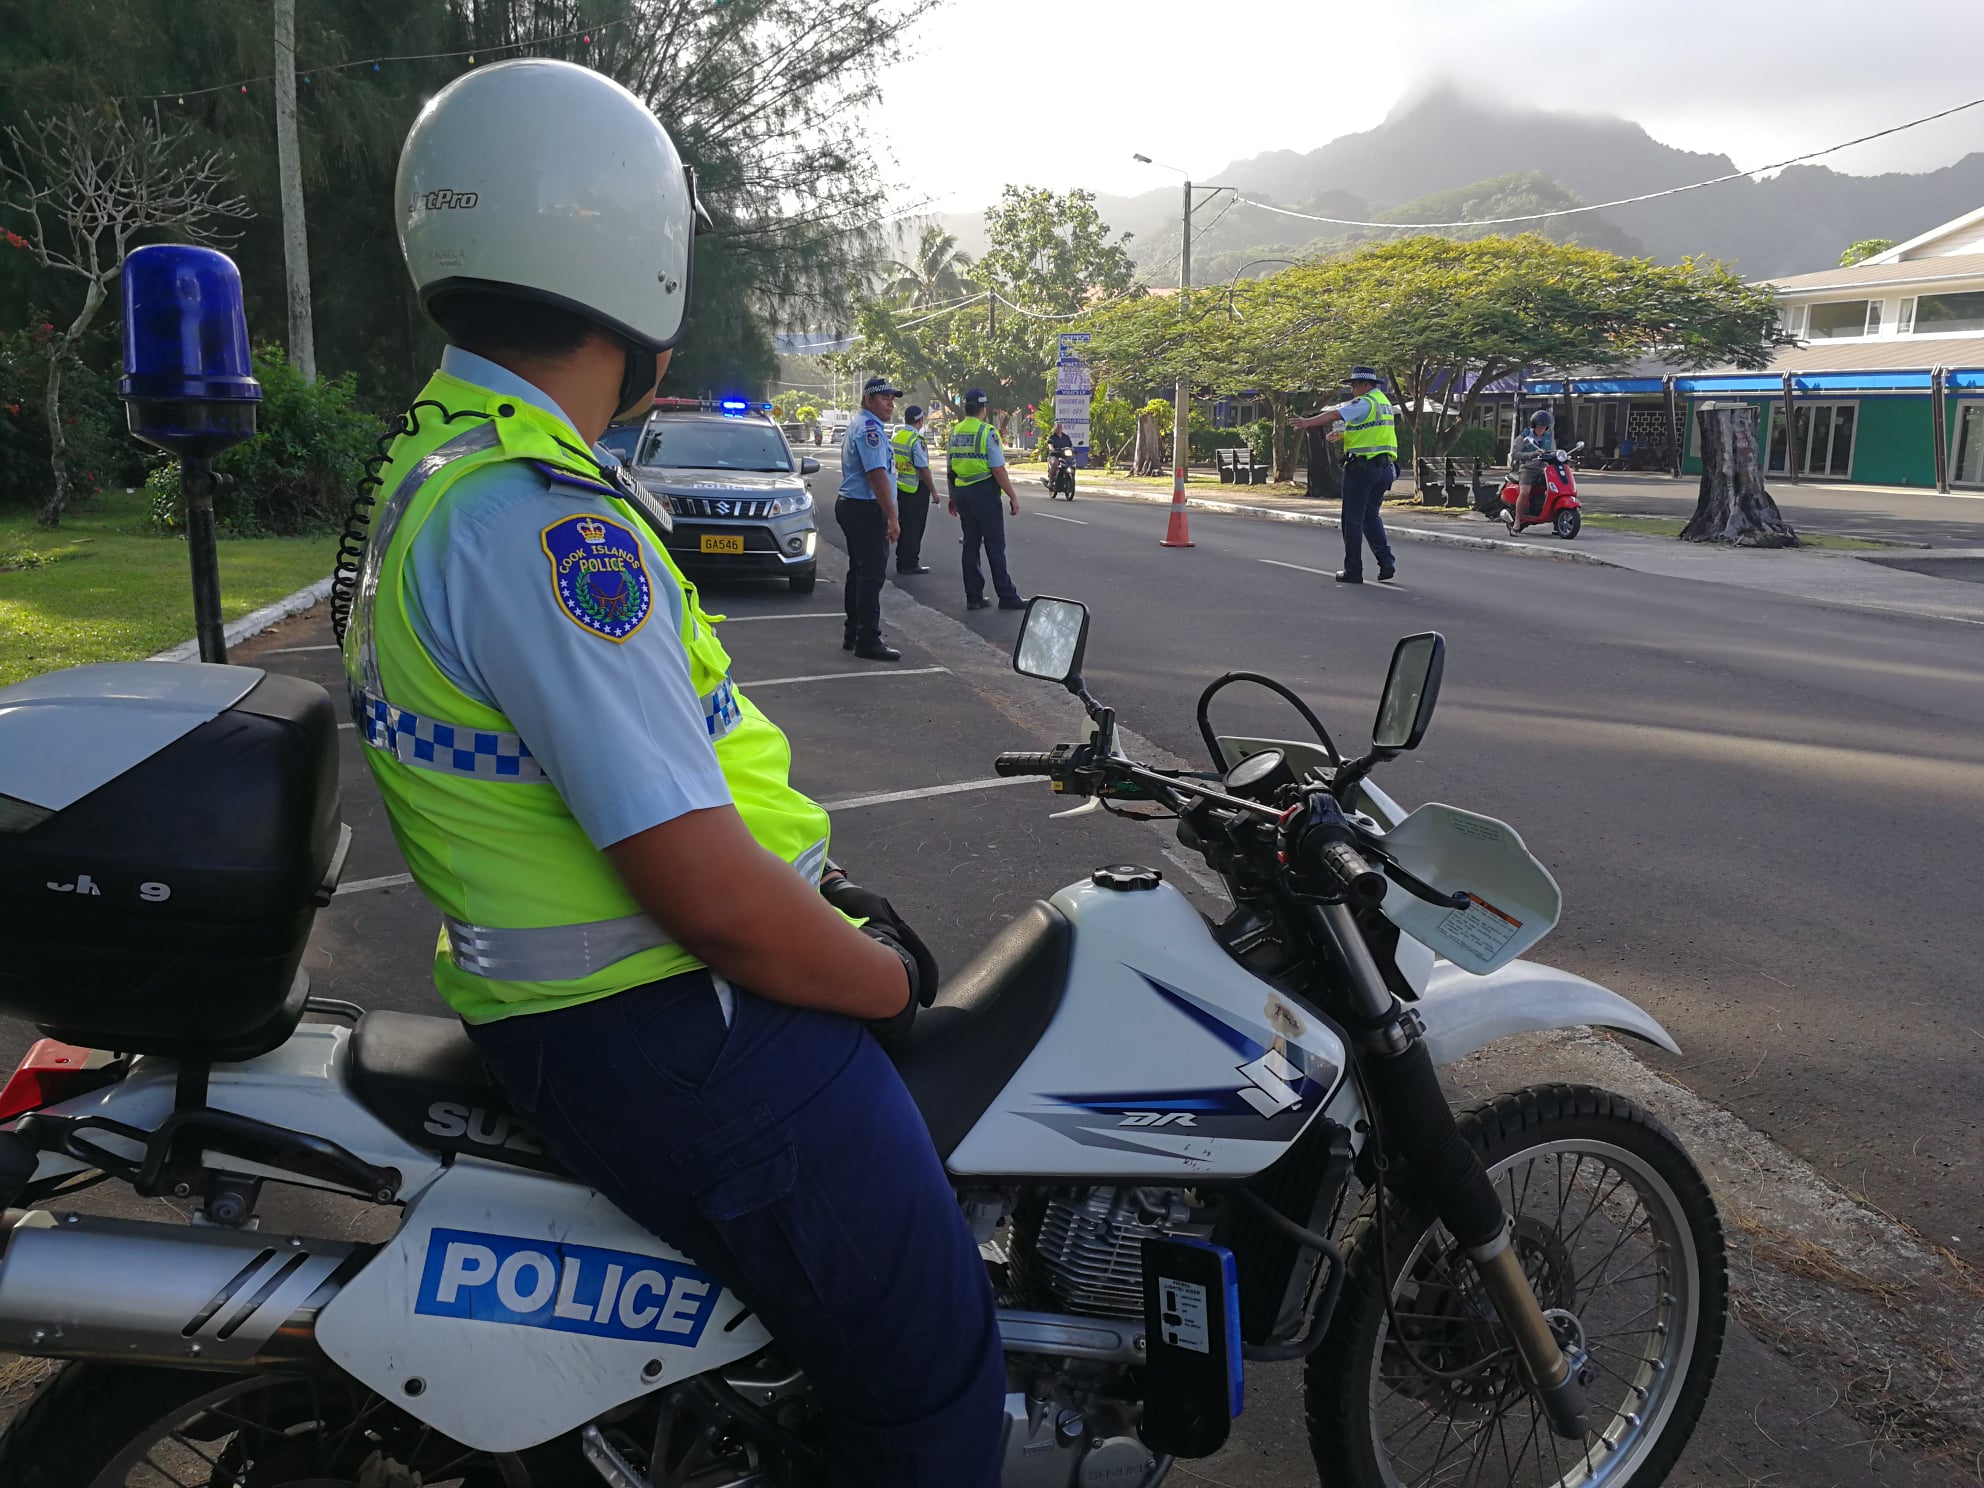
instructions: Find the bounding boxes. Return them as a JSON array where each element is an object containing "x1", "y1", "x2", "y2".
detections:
[
  {"x1": 1291, "y1": 365, "x2": 1399, "y2": 584},
  {"x1": 891, "y1": 403, "x2": 936, "y2": 575},
  {"x1": 838, "y1": 376, "x2": 904, "y2": 660},
  {"x1": 945, "y1": 388, "x2": 1024, "y2": 610},
  {"x1": 348, "y1": 60, "x2": 1001, "y2": 1485}
]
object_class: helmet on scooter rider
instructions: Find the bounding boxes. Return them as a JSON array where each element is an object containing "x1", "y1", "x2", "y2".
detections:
[
  {"x1": 1528, "y1": 409, "x2": 1554, "y2": 429},
  {"x1": 395, "y1": 60, "x2": 710, "y2": 411}
]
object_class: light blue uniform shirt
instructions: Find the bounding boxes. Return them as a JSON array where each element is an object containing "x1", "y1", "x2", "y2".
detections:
[
  {"x1": 838, "y1": 407, "x2": 892, "y2": 499},
  {"x1": 402, "y1": 347, "x2": 733, "y2": 850},
  {"x1": 907, "y1": 430, "x2": 930, "y2": 471}
]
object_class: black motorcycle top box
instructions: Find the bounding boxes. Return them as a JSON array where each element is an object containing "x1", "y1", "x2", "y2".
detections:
[{"x1": 0, "y1": 662, "x2": 345, "y2": 1058}]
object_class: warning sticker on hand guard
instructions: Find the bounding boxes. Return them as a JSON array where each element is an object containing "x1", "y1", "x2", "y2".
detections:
[
  {"x1": 1158, "y1": 1276, "x2": 1211, "y2": 1354},
  {"x1": 1434, "y1": 893, "x2": 1524, "y2": 963}
]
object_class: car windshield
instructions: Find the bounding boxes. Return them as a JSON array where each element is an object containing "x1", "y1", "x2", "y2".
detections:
[
  {"x1": 638, "y1": 419, "x2": 792, "y2": 472},
  {"x1": 597, "y1": 424, "x2": 643, "y2": 463}
]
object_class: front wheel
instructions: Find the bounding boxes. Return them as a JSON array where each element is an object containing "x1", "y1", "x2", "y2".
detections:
[
  {"x1": 1305, "y1": 1085, "x2": 1726, "y2": 1488},
  {"x1": 0, "y1": 1362, "x2": 536, "y2": 1487},
  {"x1": 1554, "y1": 508, "x2": 1582, "y2": 539}
]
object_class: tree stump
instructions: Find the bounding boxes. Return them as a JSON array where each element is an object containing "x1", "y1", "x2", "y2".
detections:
[
  {"x1": 1305, "y1": 425, "x2": 1343, "y2": 500},
  {"x1": 1679, "y1": 403, "x2": 1799, "y2": 547},
  {"x1": 1132, "y1": 412, "x2": 1166, "y2": 477}
]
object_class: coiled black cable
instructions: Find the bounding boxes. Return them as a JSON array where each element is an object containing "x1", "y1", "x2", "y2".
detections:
[{"x1": 329, "y1": 400, "x2": 492, "y2": 645}]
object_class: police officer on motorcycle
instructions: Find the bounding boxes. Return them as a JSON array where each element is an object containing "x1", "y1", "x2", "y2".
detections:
[{"x1": 350, "y1": 59, "x2": 1003, "y2": 1486}]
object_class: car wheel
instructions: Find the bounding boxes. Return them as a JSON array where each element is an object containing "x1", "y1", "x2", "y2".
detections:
[{"x1": 789, "y1": 566, "x2": 818, "y2": 595}]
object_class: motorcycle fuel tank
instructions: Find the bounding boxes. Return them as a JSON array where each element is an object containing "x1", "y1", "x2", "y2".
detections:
[{"x1": 945, "y1": 877, "x2": 1346, "y2": 1179}]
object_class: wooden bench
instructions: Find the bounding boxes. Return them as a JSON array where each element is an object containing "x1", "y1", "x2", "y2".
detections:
[{"x1": 1215, "y1": 446, "x2": 1270, "y2": 485}]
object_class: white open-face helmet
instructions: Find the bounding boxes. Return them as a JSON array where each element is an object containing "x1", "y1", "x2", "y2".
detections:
[{"x1": 395, "y1": 59, "x2": 707, "y2": 353}]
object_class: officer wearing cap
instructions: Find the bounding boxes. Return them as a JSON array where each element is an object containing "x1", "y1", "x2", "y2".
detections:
[
  {"x1": 1291, "y1": 365, "x2": 1399, "y2": 584},
  {"x1": 891, "y1": 404, "x2": 936, "y2": 575},
  {"x1": 838, "y1": 377, "x2": 904, "y2": 660},
  {"x1": 346, "y1": 61, "x2": 1001, "y2": 1485},
  {"x1": 945, "y1": 388, "x2": 1024, "y2": 611}
]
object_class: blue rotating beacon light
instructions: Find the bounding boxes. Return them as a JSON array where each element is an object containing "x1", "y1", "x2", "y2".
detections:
[{"x1": 118, "y1": 245, "x2": 262, "y2": 663}]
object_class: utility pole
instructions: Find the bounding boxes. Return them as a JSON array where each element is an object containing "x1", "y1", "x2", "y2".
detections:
[
  {"x1": 1176, "y1": 177, "x2": 1191, "y2": 487},
  {"x1": 274, "y1": 0, "x2": 317, "y2": 381}
]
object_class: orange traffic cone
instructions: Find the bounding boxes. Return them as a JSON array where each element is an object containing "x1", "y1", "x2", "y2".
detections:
[{"x1": 1158, "y1": 467, "x2": 1193, "y2": 548}]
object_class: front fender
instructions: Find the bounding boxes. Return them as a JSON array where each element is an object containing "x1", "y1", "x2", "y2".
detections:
[{"x1": 1415, "y1": 959, "x2": 1680, "y2": 1067}]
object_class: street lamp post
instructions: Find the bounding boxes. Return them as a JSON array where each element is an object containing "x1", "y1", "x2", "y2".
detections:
[{"x1": 1134, "y1": 154, "x2": 1234, "y2": 547}]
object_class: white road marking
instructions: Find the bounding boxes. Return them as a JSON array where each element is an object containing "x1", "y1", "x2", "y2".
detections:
[
  {"x1": 1259, "y1": 558, "x2": 1404, "y2": 589},
  {"x1": 336, "y1": 872, "x2": 415, "y2": 895},
  {"x1": 746, "y1": 666, "x2": 949, "y2": 686},
  {"x1": 1034, "y1": 512, "x2": 1089, "y2": 525},
  {"x1": 337, "y1": 722, "x2": 355, "y2": 731},
  {"x1": 822, "y1": 776, "x2": 1040, "y2": 811},
  {"x1": 261, "y1": 642, "x2": 340, "y2": 654},
  {"x1": 720, "y1": 612, "x2": 845, "y2": 623}
]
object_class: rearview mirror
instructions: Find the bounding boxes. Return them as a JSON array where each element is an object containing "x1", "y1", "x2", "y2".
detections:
[
  {"x1": 799, "y1": 456, "x2": 821, "y2": 475},
  {"x1": 1372, "y1": 632, "x2": 1445, "y2": 753},
  {"x1": 1012, "y1": 596, "x2": 1089, "y2": 690}
]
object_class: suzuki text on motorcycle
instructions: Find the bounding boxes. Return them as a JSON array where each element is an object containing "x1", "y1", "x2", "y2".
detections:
[{"x1": 0, "y1": 602, "x2": 1723, "y2": 1487}]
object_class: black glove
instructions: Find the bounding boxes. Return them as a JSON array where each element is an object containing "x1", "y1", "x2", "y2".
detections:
[
  {"x1": 859, "y1": 926, "x2": 921, "y2": 1050},
  {"x1": 821, "y1": 873, "x2": 940, "y2": 1008}
]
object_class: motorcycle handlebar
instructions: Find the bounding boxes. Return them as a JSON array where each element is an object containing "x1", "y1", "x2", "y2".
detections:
[
  {"x1": 1308, "y1": 838, "x2": 1388, "y2": 909},
  {"x1": 993, "y1": 752, "x2": 1057, "y2": 777}
]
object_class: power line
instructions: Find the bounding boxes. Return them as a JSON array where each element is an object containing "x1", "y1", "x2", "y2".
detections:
[
  {"x1": 1232, "y1": 91, "x2": 1984, "y2": 231},
  {"x1": 116, "y1": 19, "x2": 623, "y2": 103}
]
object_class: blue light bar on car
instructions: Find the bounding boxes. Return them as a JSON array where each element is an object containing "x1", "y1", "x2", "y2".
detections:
[{"x1": 719, "y1": 399, "x2": 749, "y2": 413}]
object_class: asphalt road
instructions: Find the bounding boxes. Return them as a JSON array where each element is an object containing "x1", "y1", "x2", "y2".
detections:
[
  {"x1": 831, "y1": 455, "x2": 1984, "y2": 1263},
  {"x1": 1537, "y1": 470, "x2": 1984, "y2": 549}
]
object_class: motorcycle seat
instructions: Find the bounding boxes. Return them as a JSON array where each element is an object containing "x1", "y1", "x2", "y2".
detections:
[
  {"x1": 892, "y1": 900, "x2": 1072, "y2": 1160},
  {"x1": 342, "y1": 899, "x2": 1072, "y2": 1172},
  {"x1": 345, "y1": 1010, "x2": 567, "y2": 1175}
]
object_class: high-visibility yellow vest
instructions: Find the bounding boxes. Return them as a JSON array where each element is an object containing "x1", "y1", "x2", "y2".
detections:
[
  {"x1": 341, "y1": 368, "x2": 831, "y2": 1024},
  {"x1": 1342, "y1": 388, "x2": 1398, "y2": 459},
  {"x1": 891, "y1": 425, "x2": 924, "y2": 494},
  {"x1": 947, "y1": 417, "x2": 993, "y2": 484}
]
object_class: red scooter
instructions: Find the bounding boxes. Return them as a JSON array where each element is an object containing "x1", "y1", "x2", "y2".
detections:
[{"x1": 1496, "y1": 440, "x2": 1584, "y2": 538}]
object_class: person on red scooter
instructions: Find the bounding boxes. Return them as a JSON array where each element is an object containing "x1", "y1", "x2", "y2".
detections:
[{"x1": 1513, "y1": 409, "x2": 1556, "y2": 521}]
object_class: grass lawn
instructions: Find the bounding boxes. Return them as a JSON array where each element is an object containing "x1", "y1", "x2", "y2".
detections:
[{"x1": 0, "y1": 488, "x2": 334, "y2": 688}]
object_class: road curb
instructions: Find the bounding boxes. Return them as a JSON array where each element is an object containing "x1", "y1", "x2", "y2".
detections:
[
  {"x1": 1082, "y1": 483, "x2": 1620, "y2": 568},
  {"x1": 148, "y1": 575, "x2": 334, "y2": 662}
]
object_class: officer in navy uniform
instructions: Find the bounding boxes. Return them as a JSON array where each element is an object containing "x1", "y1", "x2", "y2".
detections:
[
  {"x1": 358, "y1": 63, "x2": 1002, "y2": 1486},
  {"x1": 838, "y1": 376, "x2": 904, "y2": 661}
]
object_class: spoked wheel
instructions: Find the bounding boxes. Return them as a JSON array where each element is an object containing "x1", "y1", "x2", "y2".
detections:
[
  {"x1": 1553, "y1": 509, "x2": 1581, "y2": 539},
  {"x1": 1306, "y1": 1086, "x2": 1726, "y2": 1488},
  {"x1": 0, "y1": 1364, "x2": 534, "y2": 1488}
]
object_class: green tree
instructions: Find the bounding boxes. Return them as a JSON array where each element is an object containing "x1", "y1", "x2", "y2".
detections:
[
  {"x1": 859, "y1": 186, "x2": 1136, "y2": 416},
  {"x1": 882, "y1": 225, "x2": 974, "y2": 305},
  {"x1": 1839, "y1": 237, "x2": 1894, "y2": 267}
]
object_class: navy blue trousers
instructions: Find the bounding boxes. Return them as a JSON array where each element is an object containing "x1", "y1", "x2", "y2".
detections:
[
  {"x1": 953, "y1": 482, "x2": 1021, "y2": 605},
  {"x1": 467, "y1": 973, "x2": 1005, "y2": 1486},
  {"x1": 1339, "y1": 456, "x2": 1397, "y2": 578}
]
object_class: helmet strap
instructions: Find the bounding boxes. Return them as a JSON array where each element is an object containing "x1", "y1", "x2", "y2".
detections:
[{"x1": 613, "y1": 347, "x2": 661, "y2": 423}]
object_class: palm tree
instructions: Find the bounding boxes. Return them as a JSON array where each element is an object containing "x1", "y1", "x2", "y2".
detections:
[{"x1": 882, "y1": 225, "x2": 974, "y2": 306}]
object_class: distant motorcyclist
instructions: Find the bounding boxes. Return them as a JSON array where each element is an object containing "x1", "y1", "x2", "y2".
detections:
[{"x1": 1513, "y1": 409, "x2": 1557, "y2": 520}]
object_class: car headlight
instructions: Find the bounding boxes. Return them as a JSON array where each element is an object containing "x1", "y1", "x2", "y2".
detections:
[{"x1": 764, "y1": 489, "x2": 813, "y2": 518}]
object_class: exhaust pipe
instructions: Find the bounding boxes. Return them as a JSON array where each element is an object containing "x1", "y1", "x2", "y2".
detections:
[{"x1": 0, "y1": 1209, "x2": 360, "y2": 1369}]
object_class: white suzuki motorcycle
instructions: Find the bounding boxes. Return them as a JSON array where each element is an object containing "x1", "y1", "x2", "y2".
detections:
[{"x1": 0, "y1": 600, "x2": 1724, "y2": 1488}]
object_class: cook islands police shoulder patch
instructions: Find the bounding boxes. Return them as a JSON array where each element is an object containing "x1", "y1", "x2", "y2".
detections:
[{"x1": 541, "y1": 513, "x2": 653, "y2": 642}]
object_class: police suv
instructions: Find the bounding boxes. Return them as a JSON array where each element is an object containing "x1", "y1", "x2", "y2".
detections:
[{"x1": 601, "y1": 399, "x2": 821, "y2": 594}]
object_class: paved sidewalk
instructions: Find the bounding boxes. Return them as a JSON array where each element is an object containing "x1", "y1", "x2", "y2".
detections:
[{"x1": 1077, "y1": 478, "x2": 1984, "y2": 626}]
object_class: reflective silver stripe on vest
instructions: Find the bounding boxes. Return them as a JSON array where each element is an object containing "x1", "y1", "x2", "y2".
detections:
[{"x1": 443, "y1": 837, "x2": 831, "y2": 979}]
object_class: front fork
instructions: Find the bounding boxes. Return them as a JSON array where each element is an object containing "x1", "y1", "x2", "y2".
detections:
[{"x1": 1317, "y1": 904, "x2": 1591, "y2": 1439}]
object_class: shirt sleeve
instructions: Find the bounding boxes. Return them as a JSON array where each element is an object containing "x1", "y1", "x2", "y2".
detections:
[
  {"x1": 853, "y1": 418, "x2": 892, "y2": 476},
  {"x1": 985, "y1": 430, "x2": 1007, "y2": 469},
  {"x1": 405, "y1": 465, "x2": 734, "y2": 849},
  {"x1": 1334, "y1": 396, "x2": 1371, "y2": 424},
  {"x1": 911, "y1": 437, "x2": 929, "y2": 470}
]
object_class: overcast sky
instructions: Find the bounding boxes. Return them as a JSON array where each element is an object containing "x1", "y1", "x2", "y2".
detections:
[{"x1": 877, "y1": 0, "x2": 1984, "y2": 215}]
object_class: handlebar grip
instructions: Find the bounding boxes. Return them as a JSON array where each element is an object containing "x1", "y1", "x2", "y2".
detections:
[
  {"x1": 1315, "y1": 841, "x2": 1388, "y2": 909},
  {"x1": 993, "y1": 752, "x2": 1057, "y2": 777}
]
